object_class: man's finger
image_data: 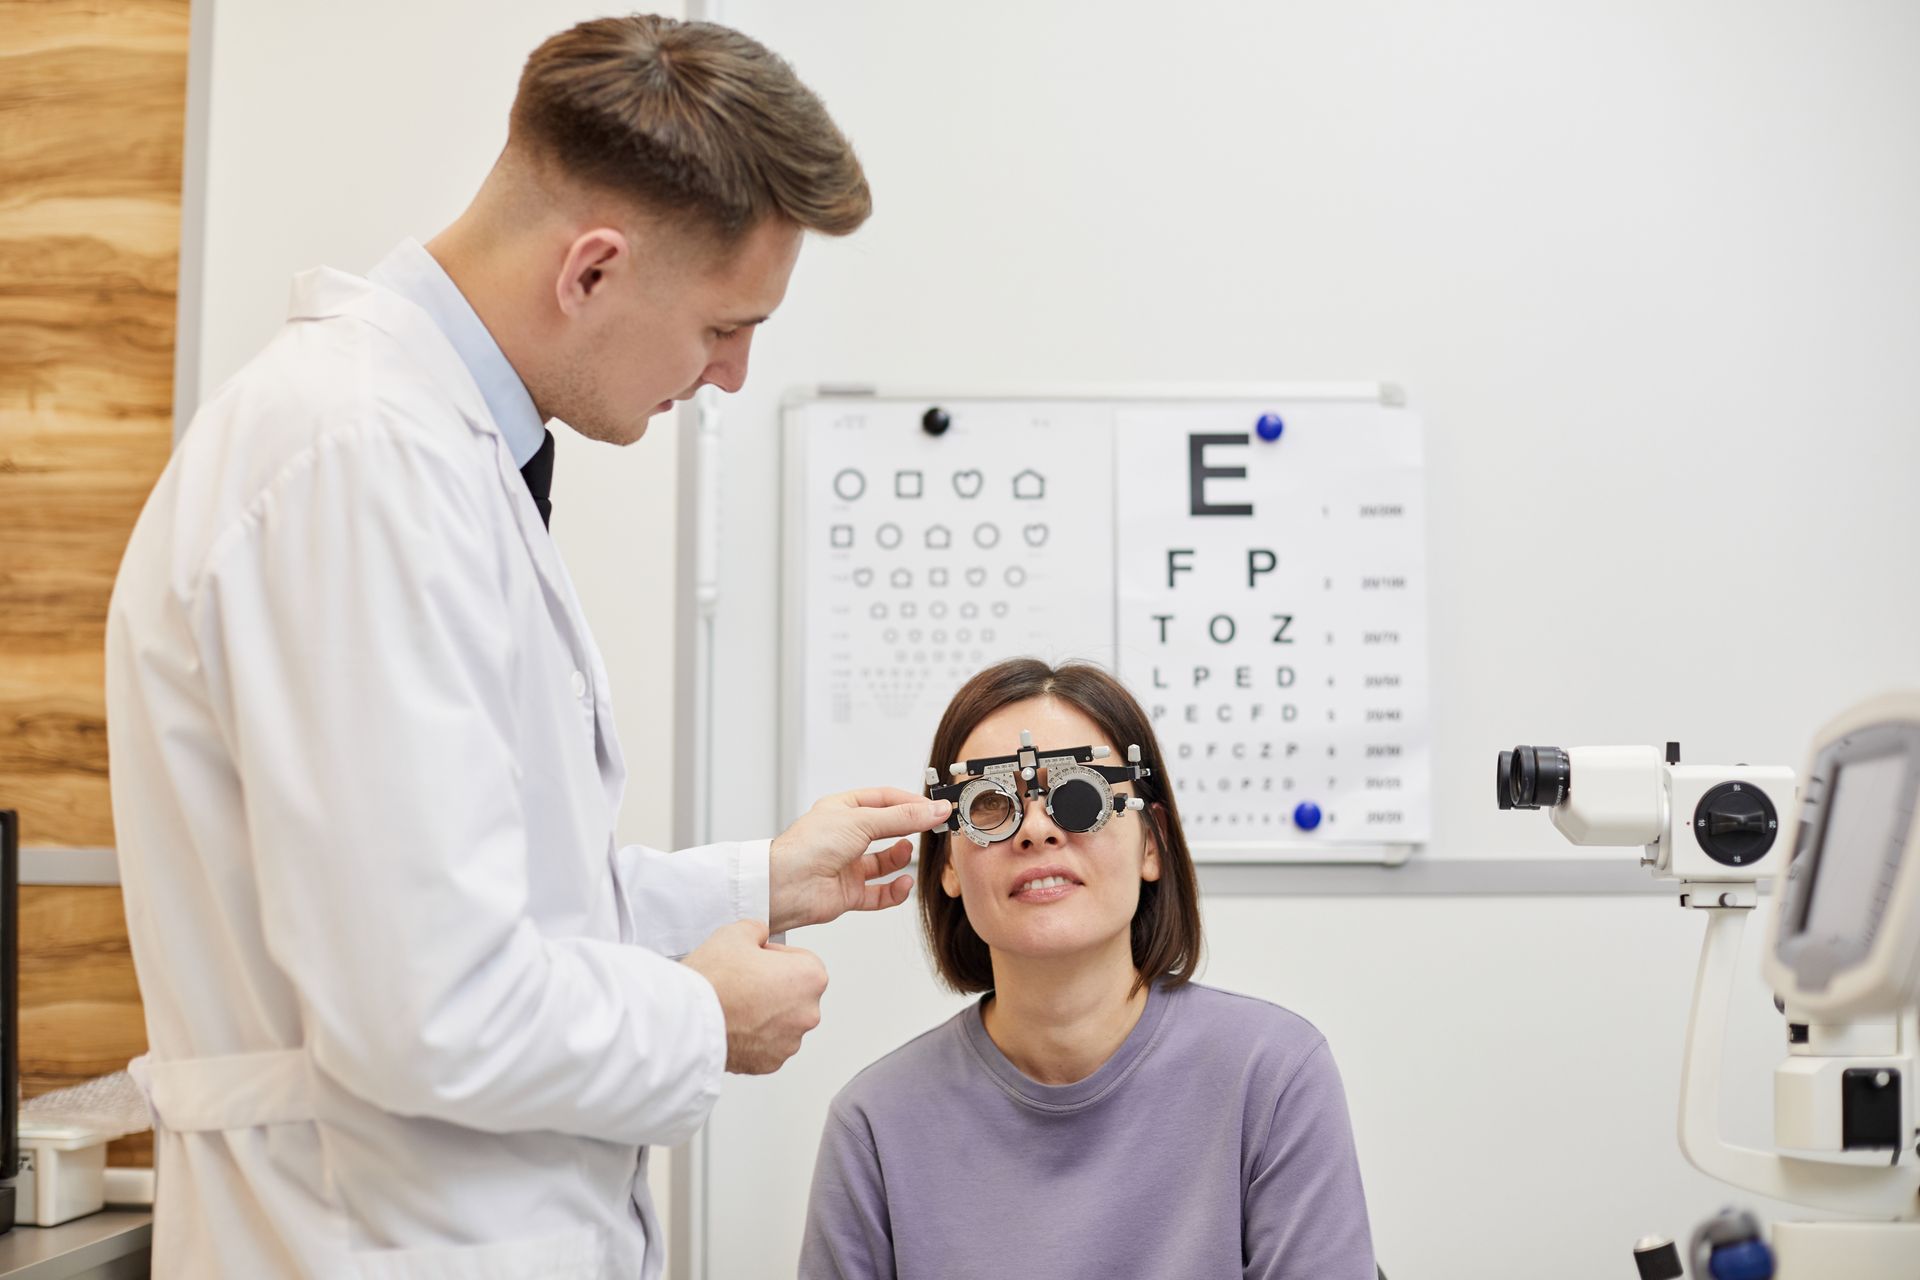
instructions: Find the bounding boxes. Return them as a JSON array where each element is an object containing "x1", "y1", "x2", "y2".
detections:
[
  {"x1": 859, "y1": 873, "x2": 914, "y2": 911},
  {"x1": 851, "y1": 839, "x2": 913, "y2": 887},
  {"x1": 839, "y1": 786, "x2": 931, "y2": 810},
  {"x1": 854, "y1": 839, "x2": 913, "y2": 875},
  {"x1": 872, "y1": 840, "x2": 913, "y2": 876},
  {"x1": 729, "y1": 918, "x2": 771, "y2": 947},
  {"x1": 860, "y1": 798, "x2": 950, "y2": 841}
]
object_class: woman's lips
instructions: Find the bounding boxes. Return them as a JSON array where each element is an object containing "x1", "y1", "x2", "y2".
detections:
[{"x1": 1010, "y1": 867, "x2": 1082, "y2": 902}]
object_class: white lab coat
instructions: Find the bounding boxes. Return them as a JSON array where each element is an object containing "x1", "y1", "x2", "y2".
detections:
[{"x1": 106, "y1": 265, "x2": 768, "y2": 1278}]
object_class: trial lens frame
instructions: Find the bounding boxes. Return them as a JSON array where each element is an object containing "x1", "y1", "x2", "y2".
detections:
[{"x1": 924, "y1": 729, "x2": 1153, "y2": 847}]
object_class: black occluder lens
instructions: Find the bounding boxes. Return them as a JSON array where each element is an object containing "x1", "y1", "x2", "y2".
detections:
[{"x1": 1050, "y1": 778, "x2": 1107, "y2": 832}]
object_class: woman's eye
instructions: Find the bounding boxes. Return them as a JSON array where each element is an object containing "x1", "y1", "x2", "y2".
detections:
[
  {"x1": 967, "y1": 793, "x2": 1012, "y2": 826},
  {"x1": 712, "y1": 327, "x2": 739, "y2": 341}
]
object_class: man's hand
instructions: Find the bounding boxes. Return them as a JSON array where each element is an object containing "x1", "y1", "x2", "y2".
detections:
[
  {"x1": 683, "y1": 920, "x2": 829, "y2": 1075},
  {"x1": 769, "y1": 788, "x2": 952, "y2": 934}
]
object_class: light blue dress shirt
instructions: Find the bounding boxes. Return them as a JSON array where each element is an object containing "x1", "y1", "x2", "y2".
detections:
[{"x1": 369, "y1": 239, "x2": 549, "y2": 469}]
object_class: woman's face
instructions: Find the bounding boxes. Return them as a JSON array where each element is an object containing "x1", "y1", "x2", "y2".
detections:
[{"x1": 941, "y1": 696, "x2": 1160, "y2": 968}]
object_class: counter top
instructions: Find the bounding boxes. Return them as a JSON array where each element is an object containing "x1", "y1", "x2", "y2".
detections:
[{"x1": 0, "y1": 1211, "x2": 151, "y2": 1279}]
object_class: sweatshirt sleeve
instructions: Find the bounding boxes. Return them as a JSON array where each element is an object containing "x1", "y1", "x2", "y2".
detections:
[
  {"x1": 1244, "y1": 1040, "x2": 1377, "y2": 1280},
  {"x1": 197, "y1": 426, "x2": 722, "y2": 1146},
  {"x1": 799, "y1": 1099, "x2": 898, "y2": 1280}
]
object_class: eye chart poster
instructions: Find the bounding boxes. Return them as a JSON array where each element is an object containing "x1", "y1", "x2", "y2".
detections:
[
  {"x1": 1113, "y1": 403, "x2": 1430, "y2": 852},
  {"x1": 784, "y1": 400, "x2": 1116, "y2": 815},
  {"x1": 783, "y1": 390, "x2": 1430, "y2": 862}
]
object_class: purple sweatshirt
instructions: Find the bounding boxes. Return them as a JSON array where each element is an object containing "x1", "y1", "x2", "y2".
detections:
[{"x1": 800, "y1": 981, "x2": 1375, "y2": 1280}]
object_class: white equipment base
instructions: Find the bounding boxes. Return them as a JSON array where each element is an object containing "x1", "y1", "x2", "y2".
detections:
[{"x1": 1773, "y1": 1220, "x2": 1920, "y2": 1278}]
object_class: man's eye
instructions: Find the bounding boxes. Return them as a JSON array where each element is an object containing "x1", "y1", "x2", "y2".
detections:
[{"x1": 712, "y1": 327, "x2": 740, "y2": 341}]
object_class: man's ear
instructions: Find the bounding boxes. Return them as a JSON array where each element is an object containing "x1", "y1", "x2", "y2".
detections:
[{"x1": 555, "y1": 228, "x2": 628, "y2": 316}]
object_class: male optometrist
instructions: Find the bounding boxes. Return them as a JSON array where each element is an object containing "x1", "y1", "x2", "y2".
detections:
[{"x1": 104, "y1": 17, "x2": 944, "y2": 1279}]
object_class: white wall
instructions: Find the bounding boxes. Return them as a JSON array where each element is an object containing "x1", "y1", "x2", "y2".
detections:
[
  {"x1": 178, "y1": 0, "x2": 686, "y2": 1225},
  {"x1": 693, "y1": 1, "x2": 1920, "y2": 1277}
]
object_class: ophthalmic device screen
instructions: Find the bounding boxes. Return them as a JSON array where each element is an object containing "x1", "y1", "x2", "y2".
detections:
[
  {"x1": 1769, "y1": 699, "x2": 1920, "y2": 1017},
  {"x1": 1801, "y1": 754, "x2": 1912, "y2": 939}
]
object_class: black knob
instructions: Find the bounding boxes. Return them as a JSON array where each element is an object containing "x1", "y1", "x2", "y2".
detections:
[
  {"x1": 922, "y1": 406, "x2": 952, "y2": 437},
  {"x1": 1709, "y1": 809, "x2": 1767, "y2": 837},
  {"x1": 1693, "y1": 781, "x2": 1780, "y2": 867},
  {"x1": 1633, "y1": 1237, "x2": 1683, "y2": 1280}
]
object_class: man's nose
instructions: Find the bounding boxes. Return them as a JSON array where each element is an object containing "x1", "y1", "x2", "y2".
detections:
[
  {"x1": 703, "y1": 332, "x2": 754, "y2": 394},
  {"x1": 703, "y1": 360, "x2": 746, "y2": 394}
]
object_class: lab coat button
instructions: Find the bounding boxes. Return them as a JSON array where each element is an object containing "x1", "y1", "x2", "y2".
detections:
[{"x1": 570, "y1": 669, "x2": 587, "y2": 699}]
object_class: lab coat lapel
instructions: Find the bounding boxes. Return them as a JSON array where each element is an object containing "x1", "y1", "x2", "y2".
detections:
[
  {"x1": 492, "y1": 447, "x2": 630, "y2": 817},
  {"x1": 288, "y1": 269, "x2": 626, "y2": 808}
]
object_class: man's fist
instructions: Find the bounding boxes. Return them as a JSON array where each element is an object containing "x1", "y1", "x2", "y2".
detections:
[{"x1": 684, "y1": 920, "x2": 829, "y2": 1075}]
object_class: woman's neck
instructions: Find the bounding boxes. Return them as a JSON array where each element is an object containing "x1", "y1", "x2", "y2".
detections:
[{"x1": 981, "y1": 936, "x2": 1148, "y2": 1086}]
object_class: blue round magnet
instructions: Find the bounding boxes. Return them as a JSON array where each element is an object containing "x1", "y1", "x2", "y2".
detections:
[
  {"x1": 1707, "y1": 1239, "x2": 1775, "y2": 1280},
  {"x1": 1255, "y1": 412, "x2": 1285, "y2": 442},
  {"x1": 1292, "y1": 801, "x2": 1322, "y2": 831}
]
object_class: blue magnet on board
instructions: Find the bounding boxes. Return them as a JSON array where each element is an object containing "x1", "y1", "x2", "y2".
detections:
[
  {"x1": 1706, "y1": 1239, "x2": 1775, "y2": 1280},
  {"x1": 1292, "y1": 801, "x2": 1322, "y2": 831},
  {"x1": 1255, "y1": 412, "x2": 1285, "y2": 442}
]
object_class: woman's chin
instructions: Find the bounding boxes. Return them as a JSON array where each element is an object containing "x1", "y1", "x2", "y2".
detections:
[{"x1": 986, "y1": 924, "x2": 1130, "y2": 970}]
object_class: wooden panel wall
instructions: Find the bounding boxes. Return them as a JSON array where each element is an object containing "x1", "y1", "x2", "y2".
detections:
[{"x1": 1, "y1": 0, "x2": 191, "y2": 1166}]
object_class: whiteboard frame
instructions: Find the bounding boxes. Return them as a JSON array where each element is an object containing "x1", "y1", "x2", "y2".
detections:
[{"x1": 779, "y1": 382, "x2": 1425, "y2": 865}]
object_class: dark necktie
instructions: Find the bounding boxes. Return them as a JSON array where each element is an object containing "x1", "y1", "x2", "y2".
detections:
[{"x1": 520, "y1": 428, "x2": 555, "y2": 528}]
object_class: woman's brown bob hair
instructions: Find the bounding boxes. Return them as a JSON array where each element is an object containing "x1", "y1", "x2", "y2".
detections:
[{"x1": 918, "y1": 659, "x2": 1203, "y2": 995}]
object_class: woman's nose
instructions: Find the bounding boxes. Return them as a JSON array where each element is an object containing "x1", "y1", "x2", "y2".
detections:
[{"x1": 1017, "y1": 793, "x2": 1065, "y2": 848}]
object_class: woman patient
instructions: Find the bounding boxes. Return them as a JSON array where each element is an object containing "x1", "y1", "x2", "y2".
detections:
[{"x1": 800, "y1": 659, "x2": 1376, "y2": 1279}]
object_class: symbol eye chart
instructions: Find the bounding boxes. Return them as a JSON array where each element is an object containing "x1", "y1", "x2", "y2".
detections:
[{"x1": 783, "y1": 390, "x2": 1430, "y2": 862}]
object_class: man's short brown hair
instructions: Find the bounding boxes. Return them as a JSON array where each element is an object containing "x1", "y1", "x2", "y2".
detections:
[
  {"x1": 918, "y1": 659, "x2": 1204, "y2": 995},
  {"x1": 510, "y1": 15, "x2": 870, "y2": 241}
]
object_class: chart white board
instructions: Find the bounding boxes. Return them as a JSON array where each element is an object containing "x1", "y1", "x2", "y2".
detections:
[{"x1": 781, "y1": 386, "x2": 1430, "y2": 862}]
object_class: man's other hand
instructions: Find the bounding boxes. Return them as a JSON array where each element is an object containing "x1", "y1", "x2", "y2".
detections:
[{"x1": 684, "y1": 920, "x2": 829, "y2": 1075}]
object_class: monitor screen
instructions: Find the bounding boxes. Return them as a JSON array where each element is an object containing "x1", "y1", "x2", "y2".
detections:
[{"x1": 1802, "y1": 753, "x2": 1911, "y2": 940}]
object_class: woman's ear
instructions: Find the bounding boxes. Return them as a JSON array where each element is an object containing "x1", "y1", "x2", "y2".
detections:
[
  {"x1": 940, "y1": 846, "x2": 964, "y2": 898},
  {"x1": 1140, "y1": 801, "x2": 1167, "y2": 883}
]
